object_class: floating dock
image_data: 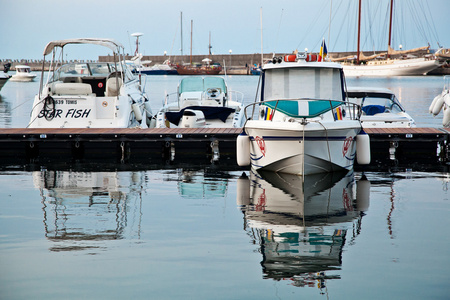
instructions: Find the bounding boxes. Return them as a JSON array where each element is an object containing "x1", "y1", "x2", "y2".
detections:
[{"x1": 0, "y1": 127, "x2": 448, "y2": 170}]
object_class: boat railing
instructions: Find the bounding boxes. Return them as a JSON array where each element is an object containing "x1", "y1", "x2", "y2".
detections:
[
  {"x1": 228, "y1": 90, "x2": 244, "y2": 104},
  {"x1": 243, "y1": 98, "x2": 361, "y2": 122},
  {"x1": 163, "y1": 92, "x2": 179, "y2": 107}
]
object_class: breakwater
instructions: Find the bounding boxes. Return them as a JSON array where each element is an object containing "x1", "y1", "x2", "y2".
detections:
[{"x1": 2, "y1": 50, "x2": 449, "y2": 75}]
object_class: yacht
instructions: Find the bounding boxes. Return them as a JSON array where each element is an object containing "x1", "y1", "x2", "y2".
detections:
[{"x1": 28, "y1": 38, "x2": 153, "y2": 128}]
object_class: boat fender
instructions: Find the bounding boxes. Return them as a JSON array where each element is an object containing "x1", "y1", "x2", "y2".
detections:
[
  {"x1": 356, "y1": 175, "x2": 370, "y2": 211},
  {"x1": 442, "y1": 94, "x2": 450, "y2": 126},
  {"x1": 132, "y1": 103, "x2": 143, "y2": 122},
  {"x1": 431, "y1": 91, "x2": 446, "y2": 116},
  {"x1": 144, "y1": 101, "x2": 153, "y2": 127},
  {"x1": 236, "y1": 132, "x2": 250, "y2": 166},
  {"x1": 429, "y1": 93, "x2": 442, "y2": 113},
  {"x1": 356, "y1": 131, "x2": 371, "y2": 165},
  {"x1": 236, "y1": 172, "x2": 251, "y2": 206}
]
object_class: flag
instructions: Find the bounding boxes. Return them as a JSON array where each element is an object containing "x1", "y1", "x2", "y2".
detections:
[{"x1": 319, "y1": 38, "x2": 328, "y2": 62}]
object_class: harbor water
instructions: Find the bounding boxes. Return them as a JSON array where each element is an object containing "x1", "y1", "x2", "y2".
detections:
[{"x1": 0, "y1": 74, "x2": 449, "y2": 299}]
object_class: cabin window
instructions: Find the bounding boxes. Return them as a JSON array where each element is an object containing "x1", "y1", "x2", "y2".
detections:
[{"x1": 264, "y1": 67, "x2": 343, "y2": 101}]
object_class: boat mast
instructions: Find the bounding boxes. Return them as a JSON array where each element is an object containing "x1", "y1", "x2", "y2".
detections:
[
  {"x1": 260, "y1": 7, "x2": 263, "y2": 66},
  {"x1": 387, "y1": 0, "x2": 394, "y2": 59},
  {"x1": 180, "y1": 12, "x2": 183, "y2": 56},
  {"x1": 356, "y1": 0, "x2": 361, "y2": 64},
  {"x1": 209, "y1": 31, "x2": 212, "y2": 59},
  {"x1": 190, "y1": 20, "x2": 193, "y2": 65}
]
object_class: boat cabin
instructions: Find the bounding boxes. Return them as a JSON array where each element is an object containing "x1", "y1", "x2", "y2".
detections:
[{"x1": 260, "y1": 54, "x2": 348, "y2": 120}]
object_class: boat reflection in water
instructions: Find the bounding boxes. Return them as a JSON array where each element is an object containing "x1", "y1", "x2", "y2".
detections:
[
  {"x1": 237, "y1": 170, "x2": 370, "y2": 290},
  {"x1": 176, "y1": 168, "x2": 229, "y2": 199},
  {"x1": 33, "y1": 170, "x2": 144, "y2": 252}
]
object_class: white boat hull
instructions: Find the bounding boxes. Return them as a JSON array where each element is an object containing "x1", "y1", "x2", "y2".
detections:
[
  {"x1": 343, "y1": 58, "x2": 441, "y2": 76},
  {"x1": 246, "y1": 120, "x2": 361, "y2": 175}
]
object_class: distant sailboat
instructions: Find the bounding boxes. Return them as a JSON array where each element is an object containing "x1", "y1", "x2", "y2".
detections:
[
  {"x1": 176, "y1": 20, "x2": 222, "y2": 75},
  {"x1": 337, "y1": 0, "x2": 443, "y2": 76}
]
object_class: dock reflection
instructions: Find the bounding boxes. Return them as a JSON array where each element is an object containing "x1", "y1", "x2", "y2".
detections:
[
  {"x1": 237, "y1": 170, "x2": 370, "y2": 290},
  {"x1": 34, "y1": 170, "x2": 144, "y2": 252}
]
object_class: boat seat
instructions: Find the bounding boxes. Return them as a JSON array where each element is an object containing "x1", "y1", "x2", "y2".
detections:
[
  {"x1": 52, "y1": 83, "x2": 93, "y2": 95},
  {"x1": 105, "y1": 77, "x2": 123, "y2": 97},
  {"x1": 63, "y1": 76, "x2": 82, "y2": 83}
]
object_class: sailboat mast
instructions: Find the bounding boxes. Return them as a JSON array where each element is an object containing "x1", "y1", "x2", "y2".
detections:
[
  {"x1": 356, "y1": 0, "x2": 361, "y2": 64},
  {"x1": 190, "y1": 20, "x2": 193, "y2": 65},
  {"x1": 209, "y1": 31, "x2": 212, "y2": 59},
  {"x1": 180, "y1": 12, "x2": 183, "y2": 56},
  {"x1": 387, "y1": 0, "x2": 394, "y2": 58}
]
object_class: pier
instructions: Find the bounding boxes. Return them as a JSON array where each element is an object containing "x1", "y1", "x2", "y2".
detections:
[{"x1": 0, "y1": 127, "x2": 448, "y2": 170}]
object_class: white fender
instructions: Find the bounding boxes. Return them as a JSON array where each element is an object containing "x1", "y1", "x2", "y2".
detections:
[
  {"x1": 429, "y1": 93, "x2": 442, "y2": 113},
  {"x1": 236, "y1": 173, "x2": 251, "y2": 206},
  {"x1": 132, "y1": 103, "x2": 143, "y2": 122},
  {"x1": 443, "y1": 94, "x2": 450, "y2": 126},
  {"x1": 431, "y1": 92, "x2": 445, "y2": 116},
  {"x1": 356, "y1": 175, "x2": 370, "y2": 212},
  {"x1": 236, "y1": 132, "x2": 250, "y2": 166},
  {"x1": 356, "y1": 131, "x2": 371, "y2": 165},
  {"x1": 144, "y1": 101, "x2": 153, "y2": 127}
]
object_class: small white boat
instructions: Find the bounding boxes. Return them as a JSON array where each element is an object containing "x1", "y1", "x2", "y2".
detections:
[
  {"x1": 237, "y1": 52, "x2": 370, "y2": 175},
  {"x1": 346, "y1": 87, "x2": 416, "y2": 128},
  {"x1": 0, "y1": 63, "x2": 11, "y2": 91},
  {"x1": 155, "y1": 76, "x2": 245, "y2": 128},
  {"x1": 10, "y1": 65, "x2": 36, "y2": 82},
  {"x1": 28, "y1": 38, "x2": 153, "y2": 128},
  {"x1": 429, "y1": 75, "x2": 450, "y2": 126}
]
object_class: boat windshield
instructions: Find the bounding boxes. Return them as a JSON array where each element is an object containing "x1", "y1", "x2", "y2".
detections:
[
  {"x1": 263, "y1": 67, "x2": 344, "y2": 101},
  {"x1": 179, "y1": 77, "x2": 226, "y2": 94},
  {"x1": 50, "y1": 62, "x2": 133, "y2": 83},
  {"x1": 348, "y1": 92, "x2": 404, "y2": 115}
]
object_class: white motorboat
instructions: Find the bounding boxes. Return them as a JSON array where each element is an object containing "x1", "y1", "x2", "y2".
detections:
[
  {"x1": 155, "y1": 76, "x2": 245, "y2": 128},
  {"x1": 10, "y1": 64, "x2": 36, "y2": 82},
  {"x1": 0, "y1": 63, "x2": 11, "y2": 91},
  {"x1": 429, "y1": 75, "x2": 450, "y2": 126},
  {"x1": 28, "y1": 38, "x2": 153, "y2": 128},
  {"x1": 237, "y1": 52, "x2": 370, "y2": 175},
  {"x1": 346, "y1": 87, "x2": 416, "y2": 128}
]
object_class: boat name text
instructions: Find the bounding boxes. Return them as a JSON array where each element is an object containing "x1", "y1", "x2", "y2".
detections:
[{"x1": 38, "y1": 109, "x2": 91, "y2": 119}]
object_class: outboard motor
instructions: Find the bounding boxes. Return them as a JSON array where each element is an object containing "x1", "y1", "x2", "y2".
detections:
[{"x1": 179, "y1": 109, "x2": 206, "y2": 128}]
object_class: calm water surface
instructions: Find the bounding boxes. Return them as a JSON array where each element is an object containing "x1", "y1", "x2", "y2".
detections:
[{"x1": 0, "y1": 74, "x2": 449, "y2": 299}]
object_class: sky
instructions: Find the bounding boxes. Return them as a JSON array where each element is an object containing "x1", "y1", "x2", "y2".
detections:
[{"x1": 1, "y1": 0, "x2": 449, "y2": 61}]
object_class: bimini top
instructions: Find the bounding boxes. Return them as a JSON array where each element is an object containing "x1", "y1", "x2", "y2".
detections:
[{"x1": 42, "y1": 38, "x2": 124, "y2": 56}]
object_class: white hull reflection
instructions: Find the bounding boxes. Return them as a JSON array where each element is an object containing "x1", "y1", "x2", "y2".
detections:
[{"x1": 237, "y1": 170, "x2": 370, "y2": 288}]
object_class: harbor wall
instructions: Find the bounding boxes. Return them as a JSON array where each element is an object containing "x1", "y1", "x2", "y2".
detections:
[{"x1": 2, "y1": 50, "x2": 448, "y2": 75}]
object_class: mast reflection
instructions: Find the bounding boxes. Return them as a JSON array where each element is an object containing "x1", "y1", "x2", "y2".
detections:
[
  {"x1": 34, "y1": 170, "x2": 144, "y2": 252},
  {"x1": 237, "y1": 170, "x2": 370, "y2": 290}
]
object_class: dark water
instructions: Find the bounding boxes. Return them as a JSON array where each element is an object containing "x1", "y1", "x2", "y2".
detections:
[{"x1": 0, "y1": 75, "x2": 449, "y2": 299}]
